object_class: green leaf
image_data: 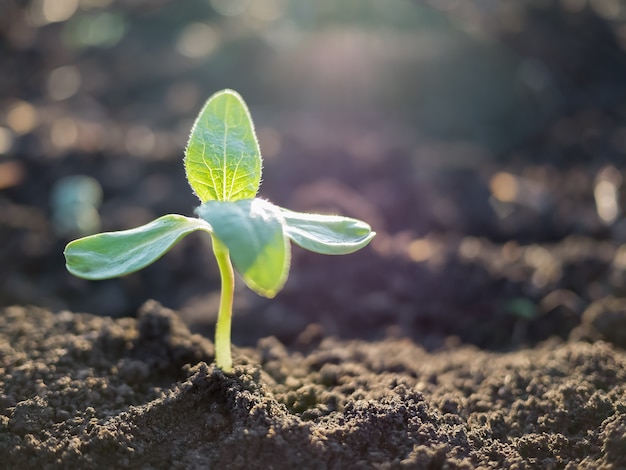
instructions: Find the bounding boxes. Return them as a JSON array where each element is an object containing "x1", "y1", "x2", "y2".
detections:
[
  {"x1": 196, "y1": 199, "x2": 289, "y2": 298},
  {"x1": 185, "y1": 89, "x2": 262, "y2": 203},
  {"x1": 64, "y1": 214, "x2": 212, "y2": 280},
  {"x1": 280, "y1": 209, "x2": 375, "y2": 255}
]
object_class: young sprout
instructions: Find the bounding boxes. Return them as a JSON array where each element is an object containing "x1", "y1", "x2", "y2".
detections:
[{"x1": 64, "y1": 89, "x2": 375, "y2": 372}]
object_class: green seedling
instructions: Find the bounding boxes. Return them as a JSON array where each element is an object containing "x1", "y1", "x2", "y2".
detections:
[{"x1": 64, "y1": 89, "x2": 375, "y2": 372}]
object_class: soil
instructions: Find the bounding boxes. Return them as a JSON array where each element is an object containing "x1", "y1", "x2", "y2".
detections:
[
  {"x1": 1, "y1": 301, "x2": 625, "y2": 469},
  {"x1": 3, "y1": 1, "x2": 626, "y2": 468}
]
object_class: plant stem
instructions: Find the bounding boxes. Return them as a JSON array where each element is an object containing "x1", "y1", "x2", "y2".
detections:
[{"x1": 212, "y1": 235, "x2": 235, "y2": 372}]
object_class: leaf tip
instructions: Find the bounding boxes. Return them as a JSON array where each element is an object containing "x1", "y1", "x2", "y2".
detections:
[{"x1": 184, "y1": 88, "x2": 262, "y2": 203}]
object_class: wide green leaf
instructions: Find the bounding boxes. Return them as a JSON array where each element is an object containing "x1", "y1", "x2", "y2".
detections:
[
  {"x1": 185, "y1": 89, "x2": 262, "y2": 203},
  {"x1": 280, "y1": 209, "x2": 375, "y2": 255},
  {"x1": 196, "y1": 199, "x2": 289, "y2": 298},
  {"x1": 64, "y1": 214, "x2": 212, "y2": 280}
]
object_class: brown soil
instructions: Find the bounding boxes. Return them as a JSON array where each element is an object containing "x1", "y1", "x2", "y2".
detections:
[{"x1": 2, "y1": 301, "x2": 625, "y2": 469}]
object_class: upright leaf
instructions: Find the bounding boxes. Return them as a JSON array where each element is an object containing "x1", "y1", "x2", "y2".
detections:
[
  {"x1": 196, "y1": 199, "x2": 289, "y2": 298},
  {"x1": 185, "y1": 89, "x2": 262, "y2": 203}
]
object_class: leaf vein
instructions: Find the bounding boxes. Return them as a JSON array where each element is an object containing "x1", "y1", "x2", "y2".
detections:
[{"x1": 222, "y1": 98, "x2": 230, "y2": 200}]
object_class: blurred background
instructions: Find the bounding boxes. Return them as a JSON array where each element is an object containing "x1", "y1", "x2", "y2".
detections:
[{"x1": 3, "y1": 0, "x2": 626, "y2": 350}]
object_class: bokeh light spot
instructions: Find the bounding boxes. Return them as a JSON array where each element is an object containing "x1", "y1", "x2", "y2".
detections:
[
  {"x1": 6, "y1": 101, "x2": 39, "y2": 135},
  {"x1": 459, "y1": 237, "x2": 481, "y2": 260},
  {"x1": 590, "y1": 0, "x2": 621, "y2": 19},
  {"x1": 177, "y1": 23, "x2": 220, "y2": 59},
  {"x1": 47, "y1": 66, "x2": 82, "y2": 101},
  {"x1": 524, "y1": 245, "x2": 553, "y2": 269},
  {"x1": 125, "y1": 125, "x2": 156, "y2": 157},
  {"x1": 501, "y1": 240, "x2": 521, "y2": 263},
  {"x1": 51, "y1": 175, "x2": 103, "y2": 236},
  {"x1": 250, "y1": 0, "x2": 289, "y2": 22},
  {"x1": 489, "y1": 172, "x2": 518, "y2": 203},
  {"x1": 29, "y1": 0, "x2": 79, "y2": 26},
  {"x1": 211, "y1": 0, "x2": 249, "y2": 17},
  {"x1": 594, "y1": 165, "x2": 621, "y2": 224},
  {"x1": 63, "y1": 12, "x2": 127, "y2": 48},
  {"x1": 51, "y1": 118, "x2": 79, "y2": 150},
  {"x1": 613, "y1": 244, "x2": 626, "y2": 269},
  {"x1": 407, "y1": 238, "x2": 434, "y2": 263},
  {"x1": 595, "y1": 180, "x2": 619, "y2": 223},
  {"x1": 0, "y1": 161, "x2": 25, "y2": 190},
  {"x1": 0, "y1": 127, "x2": 14, "y2": 154}
]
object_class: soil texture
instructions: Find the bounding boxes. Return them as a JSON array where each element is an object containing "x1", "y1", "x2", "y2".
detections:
[{"x1": 1, "y1": 301, "x2": 625, "y2": 469}]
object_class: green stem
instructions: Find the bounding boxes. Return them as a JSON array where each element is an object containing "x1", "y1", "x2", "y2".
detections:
[{"x1": 212, "y1": 235, "x2": 234, "y2": 372}]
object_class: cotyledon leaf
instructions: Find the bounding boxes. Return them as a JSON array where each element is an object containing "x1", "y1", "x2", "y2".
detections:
[
  {"x1": 185, "y1": 89, "x2": 262, "y2": 203},
  {"x1": 196, "y1": 198, "x2": 290, "y2": 298},
  {"x1": 280, "y1": 209, "x2": 375, "y2": 255},
  {"x1": 64, "y1": 214, "x2": 212, "y2": 280}
]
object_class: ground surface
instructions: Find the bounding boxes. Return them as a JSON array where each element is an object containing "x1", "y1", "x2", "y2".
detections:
[
  {"x1": 1, "y1": 301, "x2": 625, "y2": 469},
  {"x1": 3, "y1": 1, "x2": 626, "y2": 468}
]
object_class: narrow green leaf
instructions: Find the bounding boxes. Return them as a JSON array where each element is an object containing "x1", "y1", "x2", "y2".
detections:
[
  {"x1": 196, "y1": 199, "x2": 289, "y2": 298},
  {"x1": 64, "y1": 215, "x2": 212, "y2": 280},
  {"x1": 185, "y1": 89, "x2": 262, "y2": 203},
  {"x1": 280, "y1": 209, "x2": 375, "y2": 255}
]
